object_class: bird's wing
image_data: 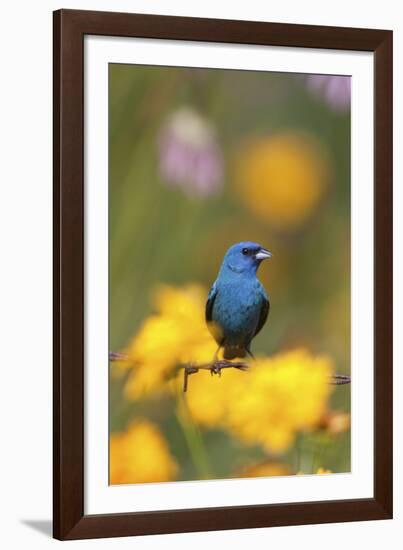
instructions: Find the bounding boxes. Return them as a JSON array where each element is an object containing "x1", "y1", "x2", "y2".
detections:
[
  {"x1": 253, "y1": 293, "x2": 270, "y2": 337},
  {"x1": 205, "y1": 281, "x2": 218, "y2": 323}
]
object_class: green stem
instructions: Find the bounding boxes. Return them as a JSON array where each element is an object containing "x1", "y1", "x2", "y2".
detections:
[
  {"x1": 311, "y1": 435, "x2": 326, "y2": 474},
  {"x1": 175, "y1": 394, "x2": 211, "y2": 479},
  {"x1": 295, "y1": 432, "x2": 303, "y2": 473}
]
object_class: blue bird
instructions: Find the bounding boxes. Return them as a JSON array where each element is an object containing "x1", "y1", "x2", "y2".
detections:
[{"x1": 206, "y1": 242, "x2": 271, "y2": 360}]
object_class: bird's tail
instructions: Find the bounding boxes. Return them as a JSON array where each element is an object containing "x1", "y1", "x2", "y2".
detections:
[{"x1": 223, "y1": 345, "x2": 247, "y2": 360}]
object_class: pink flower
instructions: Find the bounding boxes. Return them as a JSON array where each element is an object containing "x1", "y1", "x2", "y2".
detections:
[
  {"x1": 305, "y1": 75, "x2": 351, "y2": 112},
  {"x1": 158, "y1": 107, "x2": 224, "y2": 197}
]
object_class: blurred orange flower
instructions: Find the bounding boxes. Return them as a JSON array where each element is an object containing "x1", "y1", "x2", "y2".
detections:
[
  {"x1": 110, "y1": 419, "x2": 178, "y2": 484},
  {"x1": 236, "y1": 133, "x2": 330, "y2": 229},
  {"x1": 319, "y1": 410, "x2": 350, "y2": 435}
]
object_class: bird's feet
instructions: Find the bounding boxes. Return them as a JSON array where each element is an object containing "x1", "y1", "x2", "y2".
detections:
[
  {"x1": 209, "y1": 359, "x2": 248, "y2": 376},
  {"x1": 210, "y1": 361, "x2": 226, "y2": 377}
]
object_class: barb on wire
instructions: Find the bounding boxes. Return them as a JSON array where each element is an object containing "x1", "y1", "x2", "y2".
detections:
[{"x1": 329, "y1": 373, "x2": 351, "y2": 386}]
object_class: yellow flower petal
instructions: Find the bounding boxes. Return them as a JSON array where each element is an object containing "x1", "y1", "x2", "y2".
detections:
[
  {"x1": 110, "y1": 419, "x2": 178, "y2": 484},
  {"x1": 187, "y1": 349, "x2": 334, "y2": 453},
  {"x1": 238, "y1": 462, "x2": 291, "y2": 478},
  {"x1": 316, "y1": 467, "x2": 332, "y2": 474},
  {"x1": 124, "y1": 284, "x2": 217, "y2": 398}
]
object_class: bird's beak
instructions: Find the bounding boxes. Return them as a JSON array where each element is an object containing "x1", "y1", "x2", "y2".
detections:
[{"x1": 255, "y1": 248, "x2": 272, "y2": 261}]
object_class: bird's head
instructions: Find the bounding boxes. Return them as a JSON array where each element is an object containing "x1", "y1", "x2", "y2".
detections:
[{"x1": 222, "y1": 242, "x2": 272, "y2": 274}]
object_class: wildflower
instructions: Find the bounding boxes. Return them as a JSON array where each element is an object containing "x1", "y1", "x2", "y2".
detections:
[
  {"x1": 225, "y1": 350, "x2": 333, "y2": 452},
  {"x1": 158, "y1": 107, "x2": 223, "y2": 196},
  {"x1": 304, "y1": 75, "x2": 350, "y2": 112},
  {"x1": 318, "y1": 411, "x2": 350, "y2": 435},
  {"x1": 236, "y1": 133, "x2": 329, "y2": 229},
  {"x1": 238, "y1": 461, "x2": 291, "y2": 478},
  {"x1": 297, "y1": 467, "x2": 333, "y2": 475},
  {"x1": 110, "y1": 419, "x2": 178, "y2": 484},
  {"x1": 184, "y1": 367, "x2": 243, "y2": 427},
  {"x1": 186, "y1": 349, "x2": 334, "y2": 453},
  {"x1": 123, "y1": 285, "x2": 217, "y2": 398}
]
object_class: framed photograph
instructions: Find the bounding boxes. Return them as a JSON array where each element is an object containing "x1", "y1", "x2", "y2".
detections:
[{"x1": 53, "y1": 9, "x2": 393, "y2": 540}]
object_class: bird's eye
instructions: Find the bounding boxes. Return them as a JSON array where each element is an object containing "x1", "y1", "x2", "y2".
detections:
[{"x1": 242, "y1": 248, "x2": 249, "y2": 255}]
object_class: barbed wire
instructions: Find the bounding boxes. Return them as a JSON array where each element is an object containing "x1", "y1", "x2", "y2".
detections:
[{"x1": 109, "y1": 352, "x2": 351, "y2": 393}]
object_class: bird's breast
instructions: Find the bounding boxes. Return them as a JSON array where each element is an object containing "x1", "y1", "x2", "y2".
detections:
[{"x1": 212, "y1": 280, "x2": 263, "y2": 335}]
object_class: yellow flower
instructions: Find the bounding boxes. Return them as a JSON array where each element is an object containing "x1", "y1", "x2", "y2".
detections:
[
  {"x1": 319, "y1": 411, "x2": 350, "y2": 435},
  {"x1": 186, "y1": 349, "x2": 334, "y2": 453},
  {"x1": 122, "y1": 285, "x2": 217, "y2": 398},
  {"x1": 236, "y1": 133, "x2": 329, "y2": 229},
  {"x1": 316, "y1": 467, "x2": 332, "y2": 474},
  {"x1": 110, "y1": 419, "x2": 178, "y2": 484},
  {"x1": 185, "y1": 367, "x2": 244, "y2": 427},
  {"x1": 297, "y1": 467, "x2": 333, "y2": 475},
  {"x1": 238, "y1": 461, "x2": 291, "y2": 478}
]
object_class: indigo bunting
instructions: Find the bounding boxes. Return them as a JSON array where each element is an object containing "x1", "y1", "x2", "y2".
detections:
[{"x1": 206, "y1": 242, "x2": 271, "y2": 360}]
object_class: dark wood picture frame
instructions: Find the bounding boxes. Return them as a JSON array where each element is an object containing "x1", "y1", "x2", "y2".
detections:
[{"x1": 53, "y1": 9, "x2": 393, "y2": 540}]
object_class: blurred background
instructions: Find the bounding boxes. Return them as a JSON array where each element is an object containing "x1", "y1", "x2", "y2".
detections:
[{"x1": 109, "y1": 64, "x2": 351, "y2": 485}]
